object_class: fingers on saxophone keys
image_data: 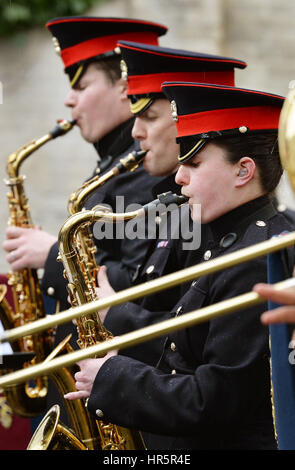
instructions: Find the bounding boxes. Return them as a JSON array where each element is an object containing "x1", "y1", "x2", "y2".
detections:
[
  {"x1": 64, "y1": 391, "x2": 89, "y2": 400},
  {"x1": 74, "y1": 370, "x2": 83, "y2": 381}
]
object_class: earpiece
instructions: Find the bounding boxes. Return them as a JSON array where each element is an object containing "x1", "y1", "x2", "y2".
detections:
[{"x1": 238, "y1": 169, "x2": 247, "y2": 177}]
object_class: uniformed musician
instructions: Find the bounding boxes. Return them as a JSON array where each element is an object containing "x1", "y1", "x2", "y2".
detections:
[
  {"x1": 1, "y1": 16, "x2": 167, "y2": 428},
  {"x1": 2, "y1": 16, "x2": 167, "y2": 309},
  {"x1": 94, "y1": 41, "x2": 247, "y2": 365},
  {"x1": 65, "y1": 82, "x2": 293, "y2": 450}
]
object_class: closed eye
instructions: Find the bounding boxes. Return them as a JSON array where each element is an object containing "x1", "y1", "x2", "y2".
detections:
[{"x1": 188, "y1": 161, "x2": 200, "y2": 168}]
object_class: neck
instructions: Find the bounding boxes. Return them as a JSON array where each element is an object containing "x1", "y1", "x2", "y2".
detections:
[{"x1": 93, "y1": 118, "x2": 135, "y2": 171}]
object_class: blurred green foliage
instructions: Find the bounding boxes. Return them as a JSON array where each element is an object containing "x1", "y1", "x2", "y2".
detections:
[{"x1": 0, "y1": 0, "x2": 105, "y2": 36}]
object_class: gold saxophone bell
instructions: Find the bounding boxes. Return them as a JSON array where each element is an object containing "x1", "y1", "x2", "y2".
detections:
[{"x1": 27, "y1": 405, "x2": 88, "y2": 450}]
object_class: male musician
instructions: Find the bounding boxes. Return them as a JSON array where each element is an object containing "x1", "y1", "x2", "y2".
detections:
[
  {"x1": 1, "y1": 16, "x2": 168, "y2": 429},
  {"x1": 67, "y1": 82, "x2": 294, "y2": 450},
  {"x1": 2, "y1": 17, "x2": 167, "y2": 309}
]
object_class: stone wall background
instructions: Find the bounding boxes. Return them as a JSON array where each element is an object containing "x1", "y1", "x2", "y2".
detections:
[{"x1": 0, "y1": 0, "x2": 295, "y2": 273}]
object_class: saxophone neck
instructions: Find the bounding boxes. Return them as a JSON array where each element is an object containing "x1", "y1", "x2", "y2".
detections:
[
  {"x1": 67, "y1": 149, "x2": 146, "y2": 215},
  {"x1": 6, "y1": 119, "x2": 76, "y2": 179},
  {"x1": 62, "y1": 190, "x2": 188, "y2": 254},
  {"x1": 6, "y1": 134, "x2": 52, "y2": 179}
]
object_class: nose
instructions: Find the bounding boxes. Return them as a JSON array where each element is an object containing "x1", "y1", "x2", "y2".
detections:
[
  {"x1": 131, "y1": 117, "x2": 146, "y2": 141},
  {"x1": 64, "y1": 89, "x2": 76, "y2": 108},
  {"x1": 175, "y1": 164, "x2": 189, "y2": 186}
]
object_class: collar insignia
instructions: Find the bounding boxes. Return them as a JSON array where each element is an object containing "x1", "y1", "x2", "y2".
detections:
[{"x1": 170, "y1": 100, "x2": 178, "y2": 121}]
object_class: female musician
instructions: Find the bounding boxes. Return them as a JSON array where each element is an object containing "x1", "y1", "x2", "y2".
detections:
[{"x1": 65, "y1": 82, "x2": 293, "y2": 449}]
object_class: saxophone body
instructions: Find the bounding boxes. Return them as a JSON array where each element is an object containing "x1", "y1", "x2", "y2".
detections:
[
  {"x1": 57, "y1": 207, "x2": 151, "y2": 450},
  {"x1": 51, "y1": 192, "x2": 187, "y2": 450},
  {"x1": 1, "y1": 120, "x2": 76, "y2": 417},
  {"x1": 27, "y1": 150, "x2": 148, "y2": 449}
]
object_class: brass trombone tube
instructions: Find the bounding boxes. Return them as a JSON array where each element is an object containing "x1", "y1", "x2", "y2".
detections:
[
  {"x1": 0, "y1": 276, "x2": 294, "y2": 389},
  {"x1": 1, "y1": 229, "x2": 295, "y2": 344}
]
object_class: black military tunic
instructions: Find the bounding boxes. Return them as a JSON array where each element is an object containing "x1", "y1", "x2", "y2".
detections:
[
  {"x1": 42, "y1": 118, "x2": 162, "y2": 307},
  {"x1": 88, "y1": 195, "x2": 294, "y2": 450},
  {"x1": 103, "y1": 175, "x2": 206, "y2": 365}
]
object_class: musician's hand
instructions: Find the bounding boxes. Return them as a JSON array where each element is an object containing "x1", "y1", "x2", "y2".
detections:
[
  {"x1": 64, "y1": 350, "x2": 118, "y2": 400},
  {"x1": 95, "y1": 265, "x2": 115, "y2": 322},
  {"x1": 254, "y1": 282, "x2": 295, "y2": 324},
  {"x1": 3, "y1": 226, "x2": 57, "y2": 270}
]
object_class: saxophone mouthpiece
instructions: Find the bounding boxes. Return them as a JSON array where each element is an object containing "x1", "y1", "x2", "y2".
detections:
[
  {"x1": 156, "y1": 191, "x2": 189, "y2": 206},
  {"x1": 175, "y1": 194, "x2": 189, "y2": 205},
  {"x1": 143, "y1": 191, "x2": 188, "y2": 214},
  {"x1": 117, "y1": 149, "x2": 147, "y2": 173},
  {"x1": 133, "y1": 149, "x2": 147, "y2": 163},
  {"x1": 51, "y1": 119, "x2": 76, "y2": 138}
]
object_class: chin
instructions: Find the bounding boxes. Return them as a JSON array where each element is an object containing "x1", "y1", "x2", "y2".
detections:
[
  {"x1": 189, "y1": 203, "x2": 203, "y2": 223},
  {"x1": 143, "y1": 161, "x2": 154, "y2": 175},
  {"x1": 83, "y1": 133, "x2": 98, "y2": 144}
]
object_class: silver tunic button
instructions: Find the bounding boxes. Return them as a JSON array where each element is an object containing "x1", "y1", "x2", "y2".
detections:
[
  {"x1": 256, "y1": 220, "x2": 266, "y2": 227},
  {"x1": 47, "y1": 287, "x2": 55, "y2": 296},
  {"x1": 204, "y1": 250, "x2": 212, "y2": 260},
  {"x1": 146, "y1": 265, "x2": 155, "y2": 274},
  {"x1": 170, "y1": 342, "x2": 177, "y2": 352},
  {"x1": 171, "y1": 369, "x2": 177, "y2": 375},
  {"x1": 96, "y1": 409, "x2": 104, "y2": 418}
]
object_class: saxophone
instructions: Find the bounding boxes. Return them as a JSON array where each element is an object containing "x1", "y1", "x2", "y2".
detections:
[
  {"x1": 26, "y1": 150, "x2": 147, "y2": 449},
  {"x1": 0, "y1": 119, "x2": 76, "y2": 417},
  {"x1": 27, "y1": 191, "x2": 186, "y2": 450},
  {"x1": 59, "y1": 192, "x2": 186, "y2": 450}
]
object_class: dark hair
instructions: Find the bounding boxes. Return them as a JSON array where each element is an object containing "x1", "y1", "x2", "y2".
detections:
[
  {"x1": 214, "y1": 132, "x2": 283, "y2": 194},
  {"x1": 91, "y1": 55, "x2": 122, "y2": 84}
]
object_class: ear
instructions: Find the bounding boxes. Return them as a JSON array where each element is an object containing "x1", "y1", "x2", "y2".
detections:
[
  {"x1": 116, "y1": 78, "x2": 129, "y2": 101},
  {"x1": 235, "y1": 157, "x2": 256, "y2": 187}
]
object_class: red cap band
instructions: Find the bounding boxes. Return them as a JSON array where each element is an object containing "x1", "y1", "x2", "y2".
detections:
[
  {"x1": 127, "y1": 70, "x2": 235, "y2": 95},
  {"x1": 176, "y1": 105, "x2": 282, "y2": 137},
  {"x1": 61, "y1": 32, "x2": 159, "y2": 68}
]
